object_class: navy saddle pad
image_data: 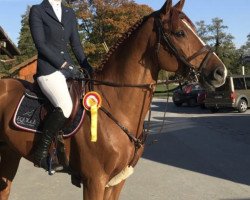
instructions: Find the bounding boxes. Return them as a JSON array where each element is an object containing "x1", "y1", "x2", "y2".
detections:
[{"x1": 13, "y1": 90, "x2": 85, "y2": 138}]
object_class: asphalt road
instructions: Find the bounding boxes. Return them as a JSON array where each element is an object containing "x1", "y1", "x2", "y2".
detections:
[{"x1": 9, "y1": 98, "x2": 250, "y2": 200}]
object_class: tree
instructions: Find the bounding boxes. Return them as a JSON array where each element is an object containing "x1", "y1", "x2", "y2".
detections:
[
  {"x1": 240, "y1": 34, "x2": 250, "y2": 74},
  {"x1": 0, "y1": 56, "x2": 14, "y2": 77},
  {"x1": 240, "y1": 34, "x2": 250, "y2": 54},
  {"x1": 0, "y1": 6, "x2": 37, "y2": 77},
  {"x1": 73, "y1": 0, "x2": 153, "y2": 67},
  {"x1": 195, "y1": 20, "x2": 209, "y2": 43},
  {"x1": 206, "y1": 18, "x2": 230, "y2": 54},
  {"x1": 196, "y1": 18, "x2": 240, "y2": 74},
  {"x1": 17, "y1": 6, "x2": 37, "y2": 63}
]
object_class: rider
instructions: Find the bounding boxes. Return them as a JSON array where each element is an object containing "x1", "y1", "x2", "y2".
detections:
[{"x1": 29, "y1": 0, "x2": 93, "y2": 171}]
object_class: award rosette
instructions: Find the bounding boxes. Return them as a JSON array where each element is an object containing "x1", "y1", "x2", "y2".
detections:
[{"x1": 83, "y1": 92, "x2": 102, "y2": 142}]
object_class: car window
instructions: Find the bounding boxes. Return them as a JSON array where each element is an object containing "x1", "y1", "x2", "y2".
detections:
[
  {"x1": 192, "y1": 84, "x2": 202, "y2": 91},
  {"x1": 245, "y1": 77, "x2": 250, "y2": 89},
  {"x1": 183, "y1": 85, "x2": 192, "y2": 93},
  {"x1": 233, "y1": 78, "x2": 245, "y2": 90}
]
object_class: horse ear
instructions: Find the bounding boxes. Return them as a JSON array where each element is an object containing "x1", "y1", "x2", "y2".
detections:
[
  {"x1": 174, "y1": 0, "x2": 185, "y2": 11},
  {"x1": 160, "y1": 0, "x2": 172, "y2": 15}
]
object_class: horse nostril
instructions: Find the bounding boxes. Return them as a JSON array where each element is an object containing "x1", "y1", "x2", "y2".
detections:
[{"x1": 213, "y1": 67, "x2": 225, "y2": 80}]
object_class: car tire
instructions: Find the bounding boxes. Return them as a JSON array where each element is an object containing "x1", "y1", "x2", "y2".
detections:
[
  {"x1": 209, "y1": 107, "x2": 219, "y2": 113},
  {"x1": 237, "y1": 99, "x2": 248, "y2": 113},
  {"x1": 174, "y1": 102, "x2": 182, "y2": 107},
  {"x1": 188, "y1": 98, "x2": 196, "y2": 107}
]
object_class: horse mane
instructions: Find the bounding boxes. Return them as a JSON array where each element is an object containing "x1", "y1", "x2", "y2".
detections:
[
  {"x1": 94, "y1": 8, "x2": 195, "y2": 73},
  {"x1": 95, "y1": 13, "x2": 154, "y2": 72}
]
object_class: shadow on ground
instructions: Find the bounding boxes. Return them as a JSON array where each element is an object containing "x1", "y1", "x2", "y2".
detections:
[{"x1": 143, "y1": 100, "x2": 250, "y2": 186}]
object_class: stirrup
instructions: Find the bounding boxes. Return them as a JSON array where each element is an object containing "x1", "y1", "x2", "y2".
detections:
[
  {"x1": 34, "y1": 155, "x2": 64, "y2": 175},
  {"x1": 48, "y1": 155, "x2": 64, "y2": 175}
]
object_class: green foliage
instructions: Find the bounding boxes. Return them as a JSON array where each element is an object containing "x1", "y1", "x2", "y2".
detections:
[
  {"x1": 0, "y1": 56, "x2": 13, "y2": 77},
  {"x1": 196, "y1": 18, "x2": 243, "y2": 75},
  {"x1": 0, "y1": 6, "x2": 37, "y2": 77},
  {"x1": 5, "y1": 1, "x2": 250, "y2": 79},
  {"x1": 239, "y1": 34, "x2": 250, "y2": 74},
  {"x1": 17, "y1": 6, "x2": 37, "y2": 63},
  {"x1": 73, "y1": 0, "x2": 153, "y2": 67},
  {"x1": 195, "y1": 20, "x2": 210, "y2": 44}
]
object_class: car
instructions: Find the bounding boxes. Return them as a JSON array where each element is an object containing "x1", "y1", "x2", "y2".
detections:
[
  {"x1": 197, "y1": 90, "x2": 207, "y2": 109},
  {"x1": 172, "y1": 83, "x2": 205, "y2": 107},
  {"x1": 205, "y1": 75, "x2": 250, "y2": 113}
]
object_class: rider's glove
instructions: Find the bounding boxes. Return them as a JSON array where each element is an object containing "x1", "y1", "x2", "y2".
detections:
[{"x1": 60, "y1": 63, "x2": 84, "y2": 79}]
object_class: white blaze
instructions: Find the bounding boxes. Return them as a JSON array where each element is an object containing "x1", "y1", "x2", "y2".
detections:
[{"x1": 181, "y1": 19, "x2": 228, "y2": 79}]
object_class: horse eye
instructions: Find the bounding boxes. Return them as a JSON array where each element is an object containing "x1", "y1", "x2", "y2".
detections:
[{"x1": 175, "y1": 30, "x2": 185, "y2": 37}]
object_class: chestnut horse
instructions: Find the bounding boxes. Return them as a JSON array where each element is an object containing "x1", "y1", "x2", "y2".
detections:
[{"x1": 0, "y1": 0, "x2": 227, "y2": 199}]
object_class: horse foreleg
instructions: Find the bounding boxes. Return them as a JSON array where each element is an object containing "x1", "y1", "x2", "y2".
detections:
[
  {"x1": 104, "y1": 180, "x2": 125, "y2": 200},
  {"x1": 83, "y1": 177, "x2": 107, "y2": 200},
  {"x1": 0, "y1": 145, "x2": 21, "y2": 200}
]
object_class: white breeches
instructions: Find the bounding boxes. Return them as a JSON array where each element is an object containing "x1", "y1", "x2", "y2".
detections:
[{"x1": 37, "y1": 71, "x2": 73, "y2": 118}]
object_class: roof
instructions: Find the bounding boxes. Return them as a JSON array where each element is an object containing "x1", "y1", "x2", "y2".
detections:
[
  {"x1": 229, "y1": 74, "x2": 250, "y2": 78},
  {"x1": 0, "y1": 26, "x2": 21, "y2": 58},
  {"x1": 9, "y1": 55, "x2": 37, "y2": 74}
]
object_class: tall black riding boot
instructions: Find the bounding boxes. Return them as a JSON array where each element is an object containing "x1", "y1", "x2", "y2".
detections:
[{"x1": 34, "y1": 107, "x2": 67, "y2": 171}]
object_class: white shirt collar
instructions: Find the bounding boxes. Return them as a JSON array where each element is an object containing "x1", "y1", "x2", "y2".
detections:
[{"x1": 49, "y1": 0, "x2": 62, "y2": 7}]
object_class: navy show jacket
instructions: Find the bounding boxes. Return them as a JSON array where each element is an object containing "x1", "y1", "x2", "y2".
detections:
[{"x1": 29, "y1": 0, "x2": 87, "y2": 76}]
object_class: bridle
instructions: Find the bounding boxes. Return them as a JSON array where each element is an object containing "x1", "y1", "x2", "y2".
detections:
[{"x1": 154, "y1": 15, "x2": 214, "y2": 83}]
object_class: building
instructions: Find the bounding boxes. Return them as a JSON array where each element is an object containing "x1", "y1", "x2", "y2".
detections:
[
  {"x1": 0, "y1": 26, "x2": 20, "y2": 61},
  {"x1": 9, "y1": 55, "x2": 37, "y2": 82}
]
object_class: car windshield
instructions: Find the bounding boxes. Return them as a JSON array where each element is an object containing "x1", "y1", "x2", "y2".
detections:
[
  {"x1": 181, "y1": 84, "x2": 202, "y2": 93},
  {"x1": 192, "y1": 84, "x2": 202, "y2": 90}
]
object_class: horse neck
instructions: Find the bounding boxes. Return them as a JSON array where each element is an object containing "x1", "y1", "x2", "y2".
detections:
[{"x1": 96, "y1": 18, "x2": 158, "y2": 135}]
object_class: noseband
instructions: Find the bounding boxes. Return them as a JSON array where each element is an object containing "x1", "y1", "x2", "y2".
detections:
[{"x1": 155, "y1": 17, "x2": 213, "y2": 82}]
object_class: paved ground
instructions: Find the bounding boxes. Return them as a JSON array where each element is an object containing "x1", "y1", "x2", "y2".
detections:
[{"x1": 9, "y1": 98, "x2": 250, "y2": 200}]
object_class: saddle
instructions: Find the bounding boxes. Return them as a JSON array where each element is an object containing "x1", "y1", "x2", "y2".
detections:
[{"x1": 13, "y1": 79, "x2": 86, "y2": 138}]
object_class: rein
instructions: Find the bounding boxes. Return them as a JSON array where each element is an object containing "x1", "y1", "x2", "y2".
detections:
[
  {"x1": 83, "y1": 77, "x2": 181, "y2": 91},
  {"x1": 84, "y1": 77, "x2": 156, "y2": 90}
]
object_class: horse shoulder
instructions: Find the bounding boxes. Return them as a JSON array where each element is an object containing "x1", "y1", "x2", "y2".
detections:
[{"x1": 0, "y1": 78, "x2": 26, "y2": 94}]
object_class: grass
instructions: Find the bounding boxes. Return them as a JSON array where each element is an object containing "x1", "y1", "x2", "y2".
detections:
[{"x1": 154, "y1": 83, "x2": 179, "y2": 98}]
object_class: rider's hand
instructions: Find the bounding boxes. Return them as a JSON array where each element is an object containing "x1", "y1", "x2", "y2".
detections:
[{"x1": 60, "y1": 63, "x2": 83, "y2": 79}]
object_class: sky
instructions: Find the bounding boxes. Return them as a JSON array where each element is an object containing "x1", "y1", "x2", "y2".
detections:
[{"x1": 0, "y1": 0, "x2": 250, "y2": 48}]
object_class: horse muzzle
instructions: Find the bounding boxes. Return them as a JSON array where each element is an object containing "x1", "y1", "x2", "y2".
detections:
[{"x1": 200, "y1": 65, "x2": 228, "y2": 91}]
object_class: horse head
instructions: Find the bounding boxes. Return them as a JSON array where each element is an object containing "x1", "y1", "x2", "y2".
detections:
[{"x1": 153, "y1": 0, "x2": 227, "y2": 90}]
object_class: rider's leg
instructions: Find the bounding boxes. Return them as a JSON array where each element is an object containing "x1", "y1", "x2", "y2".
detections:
[
  {"x1": 34, "y1": 71, "x2": 73, "y2": 171},
  {"x1": 34, "y1": 107, "x2": 66, "y2": 170}
]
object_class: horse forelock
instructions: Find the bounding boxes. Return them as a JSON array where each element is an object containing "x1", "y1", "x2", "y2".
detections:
[
  {"x1": 96, "y1": 13, "x2": 154, "y2": 72},
  {"x1": 170, "y1": 8, "x2": 196, "y2": 32},
  {"x1": 179, "y1": 11, "x2": 196, "y2": 31},
  {"x1": 170, "y1": 8, "x2": 180, "y2": 31}
]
